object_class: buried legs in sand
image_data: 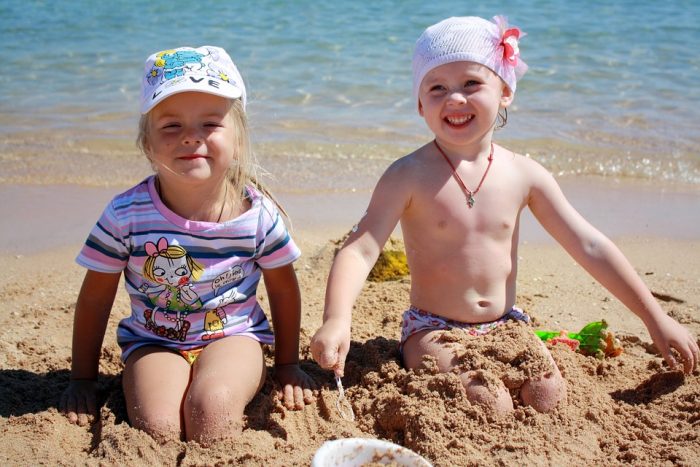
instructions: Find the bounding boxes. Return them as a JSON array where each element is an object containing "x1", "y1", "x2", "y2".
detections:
[
  {"x1": 122, "y1": 335, "x2": 265, "y2": 444},
  {"x1": 402, "y1": 329, "x2": 567, "y2": 414}
]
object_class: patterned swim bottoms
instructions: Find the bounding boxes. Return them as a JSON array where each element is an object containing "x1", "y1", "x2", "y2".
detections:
[
  {"x1": 400, "y1": 305, "x2": 530, "y2": 351},
  {"x1": 178, "y1": 346, "x2": 205, "y2": 365}
]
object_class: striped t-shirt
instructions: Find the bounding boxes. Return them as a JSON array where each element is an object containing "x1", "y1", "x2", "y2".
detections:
[{"x1": 76, "y1": 176, "x2": 300, "y2": 361}]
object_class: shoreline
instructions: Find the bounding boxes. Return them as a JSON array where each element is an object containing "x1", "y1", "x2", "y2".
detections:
[{"x1": 2, "y1": 124, "x2": 699, "y2": 188}]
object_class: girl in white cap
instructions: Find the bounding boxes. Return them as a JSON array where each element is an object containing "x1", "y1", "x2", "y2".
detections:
[
  {"x1": 311, "y1": 16, "x2": 698, "y2": 414},
  {"x1": 60, "y1": 46, "x2": 314, "y2": 443}
]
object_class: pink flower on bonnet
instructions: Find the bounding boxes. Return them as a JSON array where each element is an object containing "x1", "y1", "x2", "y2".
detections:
[{"x1": 412, "y1": 16, "x2": 528, "y2": 105}]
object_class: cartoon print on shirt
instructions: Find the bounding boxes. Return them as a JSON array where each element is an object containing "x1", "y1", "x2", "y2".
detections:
[
  {"x1": 139, "y1": 237, "x2": 204, "y2": 341},
  {"x1": 202, "y1": 286, "x2": 246, "y2": 341}
]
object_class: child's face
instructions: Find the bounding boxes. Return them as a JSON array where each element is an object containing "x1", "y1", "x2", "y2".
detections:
[
  {"x1": 418, "y1": 61, "x2": 513, "y2": 147},
  {"x1": 146, "y1": 92, "x2": 237, "y2": 187},
  {"x1": 153, "y1": 255, "x2": 191, "y2": 286}
]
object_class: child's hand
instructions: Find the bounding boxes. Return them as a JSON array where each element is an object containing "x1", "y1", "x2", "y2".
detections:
[
  {"x1": 646, "y1": 314, "x2": 699, "y2": 374},
  {"x1": 310, "y1": 319, "x2": 351, "y2": 376},
  {"x1": 59, "y1": 379, "x2": 98, "y2": 426},
  {"x1": 274, "y1": 364, "x2": 316, "y2": 410}
]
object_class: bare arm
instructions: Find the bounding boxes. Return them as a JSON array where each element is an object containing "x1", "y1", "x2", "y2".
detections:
[
  {"x1": 60, "y1": 270, "x2": 121, "y2": 425},
  {"x1": 263, "y1": 264, "x2": 315, "y2": 409},
  {"x1": 527, "y1": 162, "x2": 698, "y2": 373},
  {"x1": 264, "y1": 264, "x2": 302, "y2": 366},
  {"x1": 311, "y1": 159, "x2": 412, "y2": 375}
]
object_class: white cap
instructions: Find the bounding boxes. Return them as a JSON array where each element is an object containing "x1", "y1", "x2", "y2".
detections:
[
  {"x1": 140, "y1": 45, "x2": 246, "y2": 114},
  {"x1": 412, "y1": 16, "x2": 527, "y2": 104}
]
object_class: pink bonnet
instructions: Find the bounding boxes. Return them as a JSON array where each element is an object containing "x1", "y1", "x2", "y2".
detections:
[{"x1": 412, "y1": 16, "x2": 528, "y2": 104}]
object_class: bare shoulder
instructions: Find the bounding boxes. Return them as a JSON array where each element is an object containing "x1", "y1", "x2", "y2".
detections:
[
  {"x1": 498, "y1": 146, "x2": 580, "y2": 224},
  {"x1": 346, "y1": 144, "x2": 435, "y2": 247},
  {"x1": 497, "y1": 145, "x2": 546, "y2": 171},
  {"x1": 383, "y1": 143, "x2": 431, "y2": 176},
  {"x1": 496, "y1": 144, "x2": 557, "y2": 189},
  {"x1": 376, "y1": 142, "x2": 434, "y2": 192}
]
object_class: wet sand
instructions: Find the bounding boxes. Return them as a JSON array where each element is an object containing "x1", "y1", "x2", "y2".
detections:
[{"x1": 2, "y1": 176, "x2": 699, "y2": 255}]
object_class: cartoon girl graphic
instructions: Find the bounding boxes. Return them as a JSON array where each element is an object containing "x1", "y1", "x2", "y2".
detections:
[{"x1": 139, "y1": 237, "x2": 204, "y2": 341}]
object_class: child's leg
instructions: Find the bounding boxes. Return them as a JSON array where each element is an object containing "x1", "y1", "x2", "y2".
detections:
[
  {"x1": 519, "y1": 340, "x2": 567, "y2": 412},
  {"x1": 184, "y1": 335, "x2": 265, "y2": 444},
  {"x1": 403, "y1": 329, "x2": 514, "y2": 414},
  {"x1": 122, "y1": 345, "x2": 192, "y2": 442}
]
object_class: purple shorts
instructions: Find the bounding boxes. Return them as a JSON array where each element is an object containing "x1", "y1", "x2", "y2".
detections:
[{"x1": 400, "y1": 305, "x2": 530, "y2": 351}]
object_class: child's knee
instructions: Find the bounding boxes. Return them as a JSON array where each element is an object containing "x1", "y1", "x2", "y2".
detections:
[
  {"x1": 131, "y1": 413, "x2": 182, "y2": 443},
  {"x1": 520, "y1": 370, "x2": 567, "y2": 413},
  {"x1": 460, "y1": 373, "x2": 514, "y2": 414},
  {"x1": 187, "y1": 383, "x2": 247, "y2": 419},
  {"x1": 185, "y1": 386, "x2": 245, "y2": 444}
]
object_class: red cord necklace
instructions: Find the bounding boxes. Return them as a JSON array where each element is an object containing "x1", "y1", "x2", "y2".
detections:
[{"x1": 434, "y1": 140, "x2": 494, "y2": 208}]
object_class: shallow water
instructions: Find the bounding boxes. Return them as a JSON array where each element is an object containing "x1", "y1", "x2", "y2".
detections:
[{"x1": 1, "y1": 0, "x2": 699, "y2": 186}]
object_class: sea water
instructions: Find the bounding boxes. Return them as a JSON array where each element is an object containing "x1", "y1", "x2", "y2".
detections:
[{"x1": 1, "y1": 0, "x2": 699, "y2": 186}]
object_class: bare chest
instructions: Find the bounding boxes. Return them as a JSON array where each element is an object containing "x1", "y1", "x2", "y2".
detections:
[{"x1": 405, "y1": 170, "x2": 525, "y2": 243}]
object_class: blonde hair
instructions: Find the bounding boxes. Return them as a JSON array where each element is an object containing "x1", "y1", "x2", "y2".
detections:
[
  {"x1": 143, "y1": 244, "x2": 205, "y2": 283},
  {"x1": 136, "y1": 98, "x2": 287, "y2": 217}
]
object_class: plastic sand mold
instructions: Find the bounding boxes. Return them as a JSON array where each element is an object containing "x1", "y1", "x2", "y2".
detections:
[{"x1": 535, "y1": 320, "x2": 623, "y2": 358}]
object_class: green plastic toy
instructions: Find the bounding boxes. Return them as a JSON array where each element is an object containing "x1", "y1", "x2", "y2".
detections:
[{"x1": 535, "y1": 320, "x2": 623, "y2": 358}]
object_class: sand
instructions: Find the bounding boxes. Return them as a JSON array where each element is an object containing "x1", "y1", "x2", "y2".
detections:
[{"x1": 1, "y1": 188, "x2": 699, "y2": 467}]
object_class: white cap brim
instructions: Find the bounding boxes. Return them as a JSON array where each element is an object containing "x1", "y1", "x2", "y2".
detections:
[
  {"x1": 141, "y1": 76, "x2": 243, "y2": 114},
  {"x1": 140, "y1": 46, "x2": 247, "y2": 114}
]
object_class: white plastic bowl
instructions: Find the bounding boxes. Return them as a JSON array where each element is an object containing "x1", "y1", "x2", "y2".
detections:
[{"x1": 311, "y1": 437, "x2": 432, "y2": 467}]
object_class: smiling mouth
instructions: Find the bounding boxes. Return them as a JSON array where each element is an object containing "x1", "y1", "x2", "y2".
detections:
[{"x1": 444, "y1": 115, "x2": 473, "y2": 126}]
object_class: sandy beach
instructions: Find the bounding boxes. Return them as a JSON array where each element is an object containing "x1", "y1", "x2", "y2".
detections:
[
  {"x1": 1, "y1": 172, "x2": 699, "y2": 466},
  {"x1": 2, "y1": 2, "x2": 699, "y2": 464}
]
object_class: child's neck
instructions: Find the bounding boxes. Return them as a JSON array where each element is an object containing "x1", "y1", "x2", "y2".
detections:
[
  {"x1": 434, "y1": 137, "x2": 493, "y2": 162},
  {"x1": 155, "y1": 176, "x2": 240, "y2": 223}
]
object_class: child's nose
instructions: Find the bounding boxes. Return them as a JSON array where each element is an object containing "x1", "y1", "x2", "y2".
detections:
[
  {"x1": 182, "y1": 128, "x2": 203, "y2": 145},
  {"x1": 448, "y1": 91, "x2": 468, "y2": 104}
]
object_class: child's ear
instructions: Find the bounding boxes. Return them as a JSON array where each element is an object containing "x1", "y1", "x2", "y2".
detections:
[
  {"x1": 418, "y1": 99, "x2": 424, "y2": 116},
  {"x1": 500, "y1": 84, "x2": 514, "y2": 108}
]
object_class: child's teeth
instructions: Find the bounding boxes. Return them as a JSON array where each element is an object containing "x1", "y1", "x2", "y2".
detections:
[{"x1": 447, "y1": 115, "x2": 471, "y2": 124}]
